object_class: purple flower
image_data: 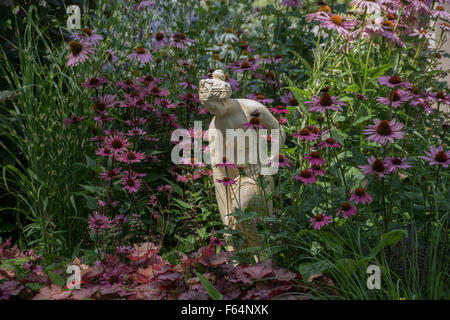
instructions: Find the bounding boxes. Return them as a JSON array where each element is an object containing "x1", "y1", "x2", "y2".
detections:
[
  {"x1": 309, "y1": 213, "x2": 332, "y2": 230},
  {"x1": 246, "y1": 93, "x2": 273, "y2": 104},
  {"x1": 66, "y1": 40, "x2": 94, "y2": 67},
  {"x1": 377, "y1": 89, "x2": 412, "y2": 108},
  {"x1": 305, "y1": 92, "x2": 347, "y2": 113},
  {"x1": 421, "y1": 146, "x2": 449, "y2": 168},
  {"x1": 216, "y1": 177, "x2": 236, "y2": 186},
  {"x1": 74, "y1": 28, "x2": 103, "y2": 45},
  {"x1": 120, "y1": 171, "x2": 145, "y2": 193},
  {"x1": 280, "y1": 91, "x2": 299, "y2": 106},
  {"x1": 358, "y1": 156, "x2": 388, "y2": 178},
  {"x1": 64, "y1": 114, "x2": 87, "y2": 125},
  {"x1": 318, "y1": 137, "x2": 342, "y2": 149},
  {"x1": 243, "y1": 117, "x2": 265, "y2": 129},
  {"x1": 378, "y1": 75, "x2": 412, "y2": 89},
  {"x1": 304, "y1": 151, "x2": 326, "y2": 166},
  {"x1": 384, "y1": 157, "x2": 412, "y2": 173},
  {"x1": 293, "y1": 169, "x2": 317, "y2": 185},
  {"x1": 316, "y1": 14, "x2": 356, "y2": 35},
  {"x1": 229, "y1": 60, "x2": 260, "y2": 73},
  {"x1": 349, "y1": 188, "x2": 373, "y2": 205},
  {"x1": 82, "y1": 77, "x2": 108, "y2": 89},
  {"x1": 270, "y1": 105, "x2": 290, "y2": 115},
  {"x1": 337, "y1": 202, "x2": 358, "y2": 218},
  {"x1": 363, "y1": 119, "x2": 404, "y2": 145},
  {"x1": 292, "y1": 127, "x2": 319, "y2": 142},
  {"x1": 101, "y1": 266, "x2": 125, "y2": 288},
  {"x1": 127, "y1": 48, "x2": 153, "y2": 63},
  {"x1": 88, "y1": 211, "x2": 112, "y2": 232}
]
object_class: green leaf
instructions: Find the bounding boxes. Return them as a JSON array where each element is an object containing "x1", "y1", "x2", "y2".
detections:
[
  {"x1": 173, "y1": 198, "x2": 192, "y2": 209},
  {"x1": 195, "y1": 272, "x2": 223, "y2": 300},
  {"x1": 47, "y1": 271, "x2": 66, "y2": 287},
  {"x1": 343, "y1": 83, "x2": 360, "y2": 93},
  {"x1": 369, "y1": 229, "x2": 408, "y2": 259},
  {"x1": 297, "y1": 261, "x2": 328, "y2": 282}
]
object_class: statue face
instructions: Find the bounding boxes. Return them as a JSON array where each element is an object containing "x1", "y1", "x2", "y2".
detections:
[{"x1": 199, "y1": 78, "x2": 231, "y2": 116}]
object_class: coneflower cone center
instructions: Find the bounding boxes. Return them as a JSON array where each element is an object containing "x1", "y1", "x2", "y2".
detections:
[
  {"x1": 319, "y1": 92, "x2": 333, "y2": 106},
  {"x1": 127, "y1": 152, "x2": 136, "y2": 160},
  {"x1": 436, "y1": 91, "x2": 446, "y2": 100},
  {"x1": 69, "y1": 41, "x2": 83, "y2": 55},
  {"x1": 136, "y1": 47, "x2": 146, "y2": 54},
  {"x1": 389, "y1": 75, "x2": 402, "y2": 84},
  {"x1": 256, "y1": 94, "x2": 265, "y2": 100},
  {"x1": 81, "y1": 27, "x2": 92, "y2": 36},
  {"x1": 127, "y1": 179, "x2": 135, "y2": 186},
  {"x1": 250, "y1": 117, "x2": 260, "y2": 124},
  {"x1": 89, "y1": 78, "x2": 99, "y2": 85},
  {"x1": 376, "y1": 120, "x2": 392, "y2": 136},
  {"x1": 155, "y1": 32, "x2": 164, "y2": 41},
  {"x1": 355, "y1": 188, "x2": 366, "y2": 196},
  {"x1": 341, "y1": 202, "x2": 351, "y2": 211},
  {"x1": 94, "y1": 102, "x2": 106, "y2": 112},
  {"x1": 241, "y1": 61, "x2": 250, "y2": 68},
  {"x1": 390, "y1": 90, "x2": 400, "y2": 101},
  {"x1": 310, "y1": 151, "x2": 321, "y2": 159},
  {"x1": 392, "y1": 158, "x2": 402, "y2": 165},
  {"x1": 314, "y1": 214, "x2": 324, "y2": 221},
  {"x1": 300, "y1": 170, "x2": 312, "y2": 178},
  {"x1": 300, "y1": 128, "x2": 310, "y2": 136},
  {"x1": 111, "y1": 139, "x2": 123, "y2": 149},
  {"x1": 372, "y1": 159, "x2": 385, "y2": 172},
  {"x1": 435, "y1": 151, "x2": 448, "y2": 163},
  {"x1": 331, "y1": 15, "x2": 342, "y2": 26},
  {"x1": 289, "y1": 97, "x2": 299, "y2": 106},
  {"x1": 325, "y1": 138, "x2": 335, "y2": 144}
]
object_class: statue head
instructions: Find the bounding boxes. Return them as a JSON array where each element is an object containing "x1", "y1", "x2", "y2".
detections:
[{"x1": 199, "y1": 69, "x2": 232, "y2": 116}]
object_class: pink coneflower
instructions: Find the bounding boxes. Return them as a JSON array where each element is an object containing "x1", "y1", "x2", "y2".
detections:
[
  {"x1": 225, "y1": 75, "x2": 240, "y2": 91},
  {"x1": 421, "y1": 146, "x2": 450, "y2": 168},
  {"x1": 410, "y1": 28, "x2": 433, "y2": 40},
  {"x1": 243, "y1": 117, "x2": 265, "y2": 129},
  {"x1": 215, "y1": 157, "x2": 237, "y2": 168},
  {"x1": 281, "y1": 0, "x2": 303, "y2": 8},
  {"x1": 309, "y1": 213, "x2": 332, "y2": 230},
  {"x1": 104, "y1": 134, "x2": 130, "y2": 154},
  {"x1": 229, "y1": 60, "x2": 260, "y2": 73},
  {"x1": 304, "y1": 151, "x2": 326, "y2": 166},
  {"x1": 127, "y1": 47, "x2": 153, "y2": 63},
  {"x1": 273, "y1": 154, "x2": 292, "y2": 168},
  {"x1": 96, "y1": 146, "x2": 113, "y2": 158},
  {"x1": 318, "y1": 137, "x2": 342, "y2": 149},
  {"x1": 377, "y1": 89, "x2": 412, "y2": 108},
  {"x1": 178, "y1": 92, "x2": 199, "y2": 103},
  {"x1": 181, "y1": 157, "x2": 206, "y2": 168},
  {"x1": 138, "y1": 74, "x2": 163, "y2": 86},
  {"x1": 349, "y1": 188, "x2": 373, "y2": 205},
  {"x1": 363, "y1": 119, "x2": 404, "y2": 145},
  {"x1": 64, "y1": 114, "x2": 87, "y2": 125},
  {"x1": 93, "y1": 94, "x2": 117, "y2": 113},
  {"x1": 385, "y1": 157, "x2": 412, "y2": 173},
  {"x1": 99, "y1": 168, "x2": 122, "y2": 181},
  {"x1": 246, "y1": 93, "x2": 274, "y2": 104},
  {"x1": 126, "y1": 127, "x2": 147, "y2": 136},
  {"x1": 358, "y1": 156, "x2": 388, "y2": 178},
  {"x1": 216, "y1": 177, "x2": 236, "y2": 186},
  {"x1": 82, "y1": 77, "x2": 108, "y2": 89},
  {"x1": 280, "y1": 91, "x2": 299, "y2": 106},
  {"x1": 433, "y1": 91, "x2": 450, "y2": 105},
  {"x1": 105, "y1": 49, "x2": 118, "y2": 65},
  {"x1": 118, "y1": 150, "x2": 146, "y2": 164},
  {"x1": 170, "y1": 32, "x2": 196, "y2": 49},
  {"x1": 337, "y1": 202, "x2": 357, "y2": 218},
  {"x1": 116, "y1": 78, "x2": 136, "y2": 90},
  {"x1": 305, "y1": 92, "x2": 347, "y2": 113},
  {"x1": 270, "y1": 105, "x2": 290, "y2": 115},
  {"x1": 88, "y1": 211, "x2": 112, "y2": 232},
  {"x1": 152, "y1": 31, "x2": 169, "y2": 50},
  {"x1": 98, "y1": 199, "x2": 120, "y2": 208},
  {"x1": 119, "y1": 171, "x2": 145, "y2": 193},
  {"x1": 292, "y1": 127, "x2": 319, "y2": 142},
  {"x1": 293, "y1": 169, "x2": 317, "y2": 185},
  {"x1": 74, "y1": 27, "x2": 103, "y2": 45},
  {"x1": 432, "y1": 5, "x2": 450, "y2": 19},
  {"x1": 317, "y1": 14, "x2": 356, "y2": 35},
  {"x1": 378, "y1": 75, "x2": 412, "y2": 89},
  {"x1": 349, "y1": 0, "x2": 385, "y2": 13},
  {"x1": 311, "y1": 164, "x2": 324, "y2": 176},
  {"x1": 66, "y1": 40, "x2": 94, "y2": 66},
  {"x1": 157, "y1": 184, "x2": 173, "y2": 192},
  {"x1": 178, "y1": 80, "x2": 198, "y2": 90},
  {"x1": 137, "y1": 0, "x2": 156, "y2": 10},
  {"x1": 440, "y1": 22, "x2": 450, "y2": 32}
]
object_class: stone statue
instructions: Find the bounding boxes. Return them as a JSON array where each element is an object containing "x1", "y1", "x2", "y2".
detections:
[{"x1": 199, "y1": 70, "x2": 285, "y2": 257}]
